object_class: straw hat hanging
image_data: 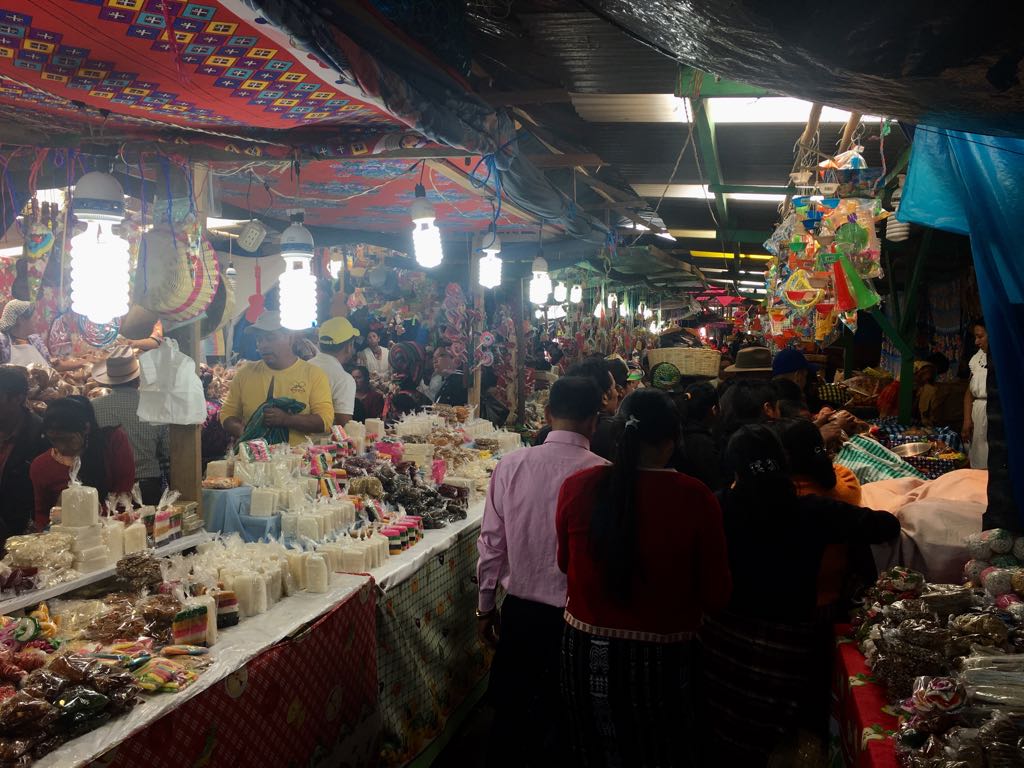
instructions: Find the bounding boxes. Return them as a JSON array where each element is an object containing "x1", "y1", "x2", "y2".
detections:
[{"x1": 128, "y1": 225, "x2": 220, "y2": 327}]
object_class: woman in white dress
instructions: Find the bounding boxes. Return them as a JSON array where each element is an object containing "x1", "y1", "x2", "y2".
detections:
[{"x1": 963, "y1": 320, "x2": 990, "y2": 469}]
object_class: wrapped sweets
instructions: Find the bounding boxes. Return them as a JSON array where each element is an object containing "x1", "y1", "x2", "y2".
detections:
[
  {"x1": 317, "y1": 543, "x2": 344, "y2": 572},
  {"x1": 124, "y1": 521, "x2": 147, "y2": 554},
  {"x1": 382, "y1": 527, "x2": 404, "y2": 555},
  {"x1": 985, "y1": 528, "x2": 1015, "y2": 554},
  {"x1": 365, "y1": 418, "x2": 385, "y2": 440},
  {"x1": 212, "y1": 589, "x2": 239, "y2": 629},
  {"x1": 60, "y1": 484, "x2": 99, "y2": 527},
  {"x1": 189, "y1": 594, "x2": 217, "y2": 645},
  {"x1": 339, "y1": 543, "x2": 366, "y2": 572},
  {"x1": 286, "y1": 550, "x2": 308, "y2": 590},
  {"x1": 205, "y1": 460, "x2": 231, "y2": 479},
  {"x1": 103, "y1": 520, "x2": 125, "y2": 563},
  {"x1": 304, "y1": 475, "x2": 321, "y2": 497},
  {"x1": 285, "y1": 485, "x2": 306, "y2": 512},
  {"x1": 281, "y1": 511, "x2": 299, "y2": 540},
  {"x1": 238, "y1": 438, "x2": 271, "y2": 463},
  {"x1": 1012, "y1": 570, "x2": 1024, "y2": 595},
  {"x1": 305, "y1": 554, "x2": 329, "y2": 593},
  {"x1": 250, "y1": 487, "x2": 279, "y2": 518},
  {"x1": 297, "y1": 516, "x2": 319, "y2": 542},
  {"x1": 171, "y1": 605, "x2": 208, "y2": 646},
  {"x1": 982, "y1": 567, "x2": 1015, "y2": 597}
]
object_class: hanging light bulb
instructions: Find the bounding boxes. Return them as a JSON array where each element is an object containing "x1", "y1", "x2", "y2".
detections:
[
  {"x1": 553, "y1": 282, "x2": 568, "y2": 303},
  {"x1": 529, "y1": 256, "x2": 552, "y2": 305},
  {"x1": 648, "y1": 320, "x2": 658, "y2": 333},
  {"x1": 570, "y1": 284, "x2": 582, "y2": 304},
  {"x1": 593, "y1": 301, "x2": 604, "y2": 320},
  {"x1": 606, "y1": 292, "x2": 618, "y2": 309},
  {"x1": 548, "y1": 305, "x2": 567, "y2": 320},
  {"x1": 278, "y1": 209, "x2": 317, "y2": 330},
  {"x1": 478, "y1": 227, "x2": 502, "y2": 289},
  {"x1": 534, "y1": 309, "x2": 544, "y2": 320},
  {"x1": 410, "y1": 183, "x2": 443, "y2": 268},
  {"x1": 70, "y1": 171, "x2": 129, "y2": 325},
  {"x1": 619, "y1": 300, "x2": 628, "y2": 318}
]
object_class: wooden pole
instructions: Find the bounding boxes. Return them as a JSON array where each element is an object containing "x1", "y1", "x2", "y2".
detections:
[
  {"x1": 166, "y1": 162, "x2": 205, "y2": 504},
  {"x1": 514, "y1": 279, "x2": 526, "y2": 428},
  {"x1": 837, "y1": 112, "x2": 864, "y2": 154}
]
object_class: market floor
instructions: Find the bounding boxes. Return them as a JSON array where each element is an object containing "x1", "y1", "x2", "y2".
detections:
[{"x1": 431, "y1": 701, "x2": 493, "y2": 768}]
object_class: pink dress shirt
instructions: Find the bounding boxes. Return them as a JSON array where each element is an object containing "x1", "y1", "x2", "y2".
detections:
[{"x1": 477, "y1": 431, "x2": 609, "y2": 611}]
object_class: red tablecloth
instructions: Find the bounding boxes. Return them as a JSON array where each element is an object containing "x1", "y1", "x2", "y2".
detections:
[
  {"x1": 98, "y1": 580, "x2": 380, "y2": 768},
  {"x1": 831, "y1": 626, "x2": 899, "y2": 768}
]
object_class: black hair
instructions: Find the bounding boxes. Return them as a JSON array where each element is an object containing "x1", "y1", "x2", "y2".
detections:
[
  {"x1": 926, "y1": 352, "x2": 950, "y2": 377},
  {"x1": 0, "y1": 367, "x2": 28, "y2": 399},
  {"x1": 480, "y1": 366, "x2": 499, "y2": 391},
  {"x1": 772, "y1": 377, "x2": 805, "y2": 403},
  {"x1": 591, "y1": 389, "x2": 681, "y2": 602},
  {"x1": 772, "y1": 418, "x2": 836, "y2": 489},
  {"x1": 680, "y1": 382, "x2": 718, "y2": 425},
  {"x1": 548, "y1": 376, "x2": 602, "y2": 422},
  {"x1": 718, "y1": 379, "x2": 778, "y2": 434},
  {"x1": 778, "y1": 399, "x2": 812, "y2": 420},
  {"x1": 724, "y1": 423, "x2": 795, "y2": 504},
  {"x1": 352, "y1": 364, "x2": 370, "y2": 380},
  {"x1": 41, "y1": 396, "x2": 114, "y2": 501},
  {"x1": 972, "y1": 317, "x2": 986, "y2": 329},
  {"x1": 604, "y1": 357, "x2": 629, "y2": 389},
  {"x1": 566, "y1": 359, "x2": 613, "y2": 395}
]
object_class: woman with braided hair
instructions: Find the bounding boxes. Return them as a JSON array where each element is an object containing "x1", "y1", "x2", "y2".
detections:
[{"x1": 556, "y1": 388, "x2": 731, "y2": 766}]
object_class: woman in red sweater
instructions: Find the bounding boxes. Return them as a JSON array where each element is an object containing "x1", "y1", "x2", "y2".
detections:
[
  {"x1": 30, "y1": 396, "x2": 135, "y2": 531},
  {"x1": 556, "y1": 388, "x2": 732, "y2": 767}
]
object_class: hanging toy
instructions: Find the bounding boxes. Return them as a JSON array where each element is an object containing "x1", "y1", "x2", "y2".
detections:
[
  {"x1": 782, "y1": 269, "x2": 824, "y2": 311},
  {"x1": 837, "y1": 253, "x2": 881, "y2": 310},
  {"x1": 245, "y1": 262, "x2": 265, "y2": 322}
]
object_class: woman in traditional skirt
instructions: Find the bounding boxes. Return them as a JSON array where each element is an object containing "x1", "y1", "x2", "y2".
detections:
[
  {"x1": 556, "y1": 389, "x2": 733, "y2": 767},
  {"x1": 701, "y1": 425, "x2": 899, "y2": 765}
]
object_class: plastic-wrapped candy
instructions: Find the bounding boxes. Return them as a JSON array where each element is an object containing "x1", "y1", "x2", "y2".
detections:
[
  {"x1": 991, "y1": 554, "x2": 1020, "y2": 568},
  {"x1": 985, "y1": 528, "x2": 1015, "y2": 555},
  {"x1": 910, "y1": 676, "x2": 966, "y2": 713},
  {"x1": 949, "y1": 614, "x2": 1010, "y2": 645},
  {"x1": 19, "y1": 668, "x2": 69, "y2": 701},
  {"x1": 981, "y1": 567, "x2": 1015, "y2": 597},
  {"x1": 0, "y1": 690, "x2": 58, "y2": 735},
  {"x1": 876, "y1": 566, "x2": 926, "y2": 597},
  {"x1": 964, "y1": 559, "x2": 990, "y2": 587},
  {"x1": 966, "y1": 532, "x2": 993, "y2": 561},
  {"x1": 1012, "y1": 570, "x2": 1024, "y2": 596},
  {"x1": 996, "y1": 593, "x2": 1022, "y2": 610}
]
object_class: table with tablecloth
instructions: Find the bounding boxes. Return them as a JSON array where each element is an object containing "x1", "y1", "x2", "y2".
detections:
[
  {"x1": 831, "y1": 626, "x2": 899, "y2": 768},
  {"x1": 370, "y1": 501, "x2": 489, "y2": 767},
  {"x1": 202, "y1": 486, "x2": 282, "y2": 542},
  {"x1": 36, "y1": 574, "x2": 380, "y2": 768}
]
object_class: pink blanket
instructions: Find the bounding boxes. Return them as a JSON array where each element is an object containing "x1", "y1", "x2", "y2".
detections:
[{"x1": 865, "y1": 469, "x2": 987, "y2": 583}]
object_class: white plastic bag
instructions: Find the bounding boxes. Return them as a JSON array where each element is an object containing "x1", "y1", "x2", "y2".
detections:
[{"x1": 137, "y1": 338, "x2": 206, "y2": 425}]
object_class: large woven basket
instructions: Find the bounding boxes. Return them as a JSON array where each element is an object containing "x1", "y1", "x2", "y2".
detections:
[{"x1": 647, "y1": 346, "x2": 720, "y2": 378}]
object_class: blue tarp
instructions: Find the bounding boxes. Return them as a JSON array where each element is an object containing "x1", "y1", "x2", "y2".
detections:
[{"x1": 900, "y1": 126, "x2": 1024, "y2": 526}]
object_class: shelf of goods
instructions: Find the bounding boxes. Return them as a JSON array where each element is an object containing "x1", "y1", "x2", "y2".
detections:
[{"x1": 0, "y1": 534, "x2": 209, "y2": 615}]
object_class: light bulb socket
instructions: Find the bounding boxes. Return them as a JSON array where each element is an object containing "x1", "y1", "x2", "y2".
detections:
[{"x1": 72, "y1": 171, "x2": 125, "y2": 222}]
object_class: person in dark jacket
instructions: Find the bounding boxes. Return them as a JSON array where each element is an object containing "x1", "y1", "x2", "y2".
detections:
[
  {"x1": 672, "y1": 382, "x2": 722, "y2": 490},
  {"x1": 0, "y1": 368, "x2": 49, "y2": 550}
]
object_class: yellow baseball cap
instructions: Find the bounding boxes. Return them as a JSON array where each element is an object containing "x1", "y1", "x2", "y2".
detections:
[{"x1": 318, "y1": 317, "x2": 360, "y2": 345}]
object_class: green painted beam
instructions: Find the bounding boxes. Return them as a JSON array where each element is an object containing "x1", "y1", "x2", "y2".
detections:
[
  {"x1": 680, "y1": 68, "x2": 769, "y2": 98},
  {"x1": 691, "y1": 98, "x2": 730, "y2": 228}
]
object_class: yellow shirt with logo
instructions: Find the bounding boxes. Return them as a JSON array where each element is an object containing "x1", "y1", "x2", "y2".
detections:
[{"x1": 220, "y1": 359, "x2": 334, "y2": 445}]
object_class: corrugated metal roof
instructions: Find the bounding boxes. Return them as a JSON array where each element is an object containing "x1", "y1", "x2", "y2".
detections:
[{"x1": 519, "y1": 12, "x2": 679, "y2": 94}]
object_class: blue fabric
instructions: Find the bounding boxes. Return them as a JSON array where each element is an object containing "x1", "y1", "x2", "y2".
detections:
[
  {"x1": 900, "y1": 126, "x2": 1024, "y2": 522},
  {"x1": 202, "y1": 486, "x2": 281, "y2": 542}
]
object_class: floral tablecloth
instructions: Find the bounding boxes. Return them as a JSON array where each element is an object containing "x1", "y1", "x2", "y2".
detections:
[{"x1": 830, "y1": 627, "x2": 899, "y2": 768}]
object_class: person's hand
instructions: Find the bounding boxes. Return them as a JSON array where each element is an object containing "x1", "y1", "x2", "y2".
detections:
[
  {"x1": 477, "y1": 610, "x2": 500, "y2": 650},
  {"x1": 962, "y1": 417, "x2": 974, "y2": 441},
  {"x1": 813, "y1": 407, "x2": 835, "y2": 427},
  {"x1": 262, "y1": 407, "x2": 289, "y2": 428},
  {"x1": 832, "y1": 410, "x2": 856, "y2": 433},
  {"x1": 819, "y1": 421, "x2": 846, "y2": 449}
]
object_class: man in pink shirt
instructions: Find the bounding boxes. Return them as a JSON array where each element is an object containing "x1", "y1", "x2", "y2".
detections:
[{"x1": 476, "y1": 376, "x2": 607, "y2": 767}]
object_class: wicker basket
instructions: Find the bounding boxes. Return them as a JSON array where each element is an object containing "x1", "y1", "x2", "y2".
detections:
[{"x1": 647, "y1": 347, "x2": 720, "y2": 378}]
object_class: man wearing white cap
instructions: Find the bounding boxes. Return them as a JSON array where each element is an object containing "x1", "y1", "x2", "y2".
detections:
[
  {"x1": 220, "y1": 311, "x2": 334, "y2": 445},
  {"x1": 310, "y1": 317, "x2": 359, "y2": 427},
  {"x1": 91, "y1": 347, "x2": 169, "y2": 506}
]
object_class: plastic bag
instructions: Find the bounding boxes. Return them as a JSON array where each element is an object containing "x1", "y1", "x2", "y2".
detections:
[{"x1": 137, "y1": 338, "x2": 206, "y2": 425}]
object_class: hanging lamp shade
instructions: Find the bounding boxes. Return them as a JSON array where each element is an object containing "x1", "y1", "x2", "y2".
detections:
[{"x1": 70, "y1": 171, "x2": 129, "y2": 325}]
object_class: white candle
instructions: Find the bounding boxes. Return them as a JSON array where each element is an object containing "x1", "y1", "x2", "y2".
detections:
[
  {"x1": 60, "y1": 485, "x2": 99, "y2": 527},
  {"x1": 297, "y1": 516, "x2": 319, "y2": 542},
  {"x1": 339, "y1": 546, "x2": 366, "y2": 572},
  {"x1": 250, "y1": 487, "x2": 278, "y2": 518},
  {"x1": 285, "y1": 551, "x2": 306, "y2": 591},
  {"x1": 233, "y1": 571, "x2": 260, "y2": 618}
]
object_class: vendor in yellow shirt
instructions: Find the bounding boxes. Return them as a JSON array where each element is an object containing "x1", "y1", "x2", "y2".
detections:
[{"x1": 220, "y1": 311, "x2": 334, "y2": 445}]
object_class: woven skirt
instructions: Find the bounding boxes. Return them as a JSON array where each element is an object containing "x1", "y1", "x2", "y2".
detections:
[{"x1": 560, "y1": 622, "x2": 695, "y2": 768}]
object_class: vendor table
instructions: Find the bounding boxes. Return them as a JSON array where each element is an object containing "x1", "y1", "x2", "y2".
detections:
[
  {"x1": 35, "y1": 573, "x2": 379, "y2": 768},
  {"x1": 831, "y1": 626, "x2": 899, "y2": 768},
  {"x1": 201, "y1": 486, "x2": 281, "y2": 541},
  {"x1": 372, "y1": 501, "x2": 490, "y2": 767}
]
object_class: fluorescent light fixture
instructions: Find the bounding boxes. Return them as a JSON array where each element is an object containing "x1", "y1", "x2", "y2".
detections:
[
  {"x1": 0, "y1": 245, "x2": 23, "y2": 258},
  {"x1": 738, "y1": 280, "x2": 765, "y2": 286},
  {"x1": 633, "y1": 184, "x2": 713, "y2": 200},
  {"x1": 571, "y1": 93, "x2": 691, "y2": 123},
  {"x1": 655, "y1": 231, "x2": 677, "y2": 242},
  {"x1": 725, "y1": 193, "x2": 787, "y2": 202},
  {"x1": 206, "y1": 216, "x2": 250, "y2": 228},
  {"x1": 708, "y1": 97, "x2": 882, "y2": 124},
  {"x1": 669, "y1": 229, "x2": 717, "y2": 239},
  {"x1": 691, "y1": 250, "x2": 772, "y2": 261}
]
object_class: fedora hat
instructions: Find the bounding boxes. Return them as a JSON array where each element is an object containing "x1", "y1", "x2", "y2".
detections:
[
  {"x1": 724, "y1": 346, "x2": 773, "y2": 373},
  {"x1": 92, "y1": 346, "x2": 140, "y2": 385}
]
